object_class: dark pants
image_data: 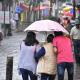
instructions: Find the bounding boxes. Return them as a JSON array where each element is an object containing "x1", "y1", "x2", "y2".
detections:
[
  {"x1": 73, "y1": 40, "x2": 80, "y2": 64},
  {"x1": 41, "y1": 73, "x2": 56, "y2": 80},
  {"x1": 20, "y1": 68, "x2": 37, "y2": 80},
  {"x1": 57, "y1": 62, "x2": 74, "y2": 80}
]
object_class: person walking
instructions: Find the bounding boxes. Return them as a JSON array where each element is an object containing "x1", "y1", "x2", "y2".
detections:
[
  {"x1": 52, "y1": 31, "x2": 74, "y2": 80},
  {"x1": 62, "y1": 17, "x2": 73, "y2": 33},
  {"x1": 70, "y1": 20, "x2": 80, "y2": 64},
  {"x1": 36, "y1": 34, "x2": 57, "y2": 80},
  {"x1": 18, "y1": 31, "x2": 40, "y2": 80}
]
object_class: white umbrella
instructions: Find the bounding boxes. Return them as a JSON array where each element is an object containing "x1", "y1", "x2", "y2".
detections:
[{"x1": 24, "y1": 20, "x2": 69, "y2": 34}]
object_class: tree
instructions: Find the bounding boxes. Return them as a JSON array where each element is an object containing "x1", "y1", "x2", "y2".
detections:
[
  {"x1": 50, "y1": 0, "x2": 53, "y2": 16},
  {"x1": 73, "y1": 0, "x2": 76, "y2": 19}
]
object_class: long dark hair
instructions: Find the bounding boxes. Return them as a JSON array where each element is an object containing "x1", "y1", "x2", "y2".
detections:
[
  {"x1": 24, "y1": 31, "x2": 39, "y2": 46},
  {"x1": 54, "y1": 31, "x2": 63, "y2": 37}
]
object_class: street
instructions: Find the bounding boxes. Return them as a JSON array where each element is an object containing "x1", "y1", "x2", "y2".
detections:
[
  {"x1": 0, "y1": 32, "x2": 80, "y2": 80},
  {"x1": 0, "y1": 32, "x2": 25, "y2": 80}
]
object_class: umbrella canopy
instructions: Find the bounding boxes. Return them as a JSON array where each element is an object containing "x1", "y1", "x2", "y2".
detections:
[
  {"x1": 24, "y1": 20, "x2": 69, "y2": 34},
  {"x1": 33, "y1": 5, "x2": 50, "y2": 11}
]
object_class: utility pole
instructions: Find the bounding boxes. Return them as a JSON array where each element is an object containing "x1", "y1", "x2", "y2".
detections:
[
  {"x1": 2, "y1": 0, "x2": 6, "y2": 36},
  {"x1": 49, "y1": 0, "x2": 52, "y2": 16},
  {"x1": 73, "y1": 0, "x2": 76, "y2": 19},
  {"x1": 55, "y1": 0, "x2": 59, "y2": 17},
  {"x1": 38, "y1": 1, "x2": 41, "y2": 20}
]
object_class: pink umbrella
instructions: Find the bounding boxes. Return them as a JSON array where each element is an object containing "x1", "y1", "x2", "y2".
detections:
[
  {"x1": 24, "y1": 20, "x2": 69, "y2": 34},
  {"x1": 33, "y1": 5, "x2": 50, "y2": 11}
]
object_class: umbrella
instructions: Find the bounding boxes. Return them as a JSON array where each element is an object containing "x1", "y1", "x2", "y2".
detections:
[
  {"x1": 33, "y1": 5, "x2": 50, "y2": 11},
  {"x1": 24, "y1": 20, "x2": 69, "y2": 34},
  {"x1": 63, "y1": 6, "x2": 77, "y2": 11}
]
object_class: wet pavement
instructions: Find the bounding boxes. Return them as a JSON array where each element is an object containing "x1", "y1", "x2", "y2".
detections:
[
  {"x1": 0, "y1": 32, "x2": 80, "y2": 80},
  {"x1": 0, "y1": 32, "x2": 25, "y2": 80}
]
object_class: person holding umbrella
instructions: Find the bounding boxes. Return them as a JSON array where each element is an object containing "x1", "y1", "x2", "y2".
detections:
[
  {"x1": 18, "y1": 31, "x2": 40, "y2": 80},
  {"x1": 52, "y1": 31, "x2": 74, "y2": 80},
  {"x1": 36, "y1": 34, "x2": 57, "y2": 80}
]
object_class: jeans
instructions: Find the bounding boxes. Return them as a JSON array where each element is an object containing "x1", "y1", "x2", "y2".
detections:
[
  {"x1": 19, "y1": 68, "x2": 37, "y2": 80},
  {"x1": 57, "y1": 62, "x2": 74, "y2": 80},
  {"x1": 41, "y1": 73, "x2": 56, "y2": 80}
]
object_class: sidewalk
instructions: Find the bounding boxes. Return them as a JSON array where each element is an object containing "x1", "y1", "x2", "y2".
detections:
[
  {"x1": 0, "y1": 32, "x2": 80, "y2": 80},
  {"x1": 0, "y1": 32, "x2": 25, "y2": 80}
]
